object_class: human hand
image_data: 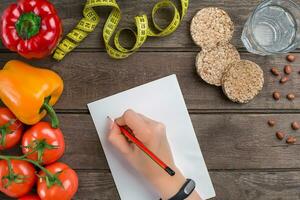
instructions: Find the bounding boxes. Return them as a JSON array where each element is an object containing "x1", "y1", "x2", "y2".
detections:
[{"x1": 108, "y1": 109, "x2": 201, "y2": 200}]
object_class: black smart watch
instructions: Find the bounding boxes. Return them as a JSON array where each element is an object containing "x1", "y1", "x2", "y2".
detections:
[{"x1": 168, "y1": 179, "x2": 196, "y2": 200}]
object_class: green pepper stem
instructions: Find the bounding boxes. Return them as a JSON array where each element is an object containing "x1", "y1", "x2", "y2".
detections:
[
  {"x1": 15, "y1": 12, "x2": 41, "y2": 40},
  {"x1": 43, "y1": 101, "x2": 59, "y2": 128}
]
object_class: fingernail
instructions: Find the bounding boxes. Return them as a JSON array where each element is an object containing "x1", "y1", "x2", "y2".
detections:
[
  {"x1": 110, "y1": 121, "x2": 114, "y2": 130},
  {"x1": 107, "y1": 116, "x2": 114, "y2": 130}
]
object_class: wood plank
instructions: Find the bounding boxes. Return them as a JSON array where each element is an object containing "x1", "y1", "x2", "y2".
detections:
[
  {"x1": 212, "y1": 170, "x2": 300, "y2": 200},
  {"x1": 46, "y1": 170, "x2": 300, "y2": 200},
  {"x1": 192, "y1": 113, "x2": 300, "y2": 170},
  {"x1": 1, "y1": 0, "x2": 299, "y2": 50},
  {"x1": 1, "y1": 170, "x2": 300, "y2": 200},
  {"x1": 1, "y1": 52, "x2": 300, "y2": 110},
  {"x1": 2, "y1": 113, "x2": 297, "y2": 170},
  {"x1": 0, "y1": 170, "x2": 120, "y2": 200}
]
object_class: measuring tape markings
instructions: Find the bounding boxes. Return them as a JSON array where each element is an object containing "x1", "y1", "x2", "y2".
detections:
[{"x1": 53, "y1": 0, "x2": 189, "y2": 60}]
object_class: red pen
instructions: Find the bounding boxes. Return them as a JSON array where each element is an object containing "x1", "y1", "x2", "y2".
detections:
[{"x1": 108, "y1": 117, "x2": 175, "y2": 176}]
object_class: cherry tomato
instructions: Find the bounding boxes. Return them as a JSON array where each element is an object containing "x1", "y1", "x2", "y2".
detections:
[
  {"x1": 22, "y1": 122, "x2": 65, "y2": 165},
  {"x1": 19, "y1": 194, "x2": 41, "y2": 200},
  {"x1": 0, "y1": 159, "x2": 36, "y2": 198},
  {"x1": 0, "y1": 107, "x2": 23, "y2": 150},
  {"x1": 37, "y1": 162, "x2": 78, "y2": 200}
]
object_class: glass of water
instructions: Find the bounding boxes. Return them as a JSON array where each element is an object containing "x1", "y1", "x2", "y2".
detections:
[{"x1": 242, "y1": 0, "x2": 300, "y2": 55}]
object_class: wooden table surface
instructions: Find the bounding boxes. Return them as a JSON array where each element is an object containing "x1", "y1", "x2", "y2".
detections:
[{"x1": 1, "y1": 0, "x2": 300, "y2": 199}]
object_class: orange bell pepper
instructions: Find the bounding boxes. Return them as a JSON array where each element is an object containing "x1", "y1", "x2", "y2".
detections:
[{"x1": 0, "y1": 60, "x2": 63, "y2": 128}]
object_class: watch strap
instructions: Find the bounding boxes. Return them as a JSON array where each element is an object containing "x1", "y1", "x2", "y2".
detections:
[{"x1": 168, "y1": 179, "x2": 196, "y2": 200}]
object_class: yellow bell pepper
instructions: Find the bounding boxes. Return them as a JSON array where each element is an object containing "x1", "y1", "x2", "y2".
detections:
[{"x1": 0, "y1": 60, "x2": 63, "y2": 128}]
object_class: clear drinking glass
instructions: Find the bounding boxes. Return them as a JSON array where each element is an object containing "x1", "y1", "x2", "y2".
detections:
[{"x1": 241, "y1": 0, "x2": 300, "y2": 55}]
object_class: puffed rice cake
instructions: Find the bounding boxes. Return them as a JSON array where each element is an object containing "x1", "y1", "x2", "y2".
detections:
[
  {"x1": 222, "y1": 60, "x2": 264, "y2": 103},
  {"x1": 196, "y1": 43, "x2": 240, "y2": 86},
  {"x1": 191, "y1": 7, "x2": 234, "y2": 49}
]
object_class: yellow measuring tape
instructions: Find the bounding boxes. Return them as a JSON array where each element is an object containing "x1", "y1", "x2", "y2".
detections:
[{"x1": 53, "y1": 0, "x2": 189, "y2": 60}]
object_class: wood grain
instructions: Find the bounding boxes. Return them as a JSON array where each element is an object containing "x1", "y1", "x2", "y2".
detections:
[
  {"x1": 3, "y1": 113, "x2": 296, "y2": 170},
  {"x1": 1, "y1": 52, "x2": 300, "y2": 110},
  {"x1": 1, "y1": 170, "x2": 300, "y2": 200},
  {"x1": 1, "y1": 0, "x2": 299, "y2": 50},
  {"x1": 0, "y1": 170, "x2": 120, "y2": 200},
  {"x1": 1, "y1": 1, "x2": 300, "y2": 199}
]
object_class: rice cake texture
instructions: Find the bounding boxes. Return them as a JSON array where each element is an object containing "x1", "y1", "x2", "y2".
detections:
[
  {"x1": 191, "y1": 7, "x2": 234, "y2": 49},
  {"x1": 196, "y1": 43, "x2": 240, "y2": 86},
  {"x1": 222, "y1": 60, "x2": 264, "y2": 103}
]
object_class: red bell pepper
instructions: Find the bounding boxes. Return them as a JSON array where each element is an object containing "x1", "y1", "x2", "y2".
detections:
[{"x1": 0, "y1": 0, "x2": 62, "y2": 59}]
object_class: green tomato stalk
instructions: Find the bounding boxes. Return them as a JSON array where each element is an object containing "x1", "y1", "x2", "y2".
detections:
[
  {"x1": 0, "y1": 153, "x2": 63, "y2": 188},
  {"x1": 0, "y1": 119, "x2": 16, "y2": 147}
]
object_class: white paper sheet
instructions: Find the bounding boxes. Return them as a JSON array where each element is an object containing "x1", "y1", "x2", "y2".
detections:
[{"x1": 87, "y1": 75, "x2": 215, "y2": 200}]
